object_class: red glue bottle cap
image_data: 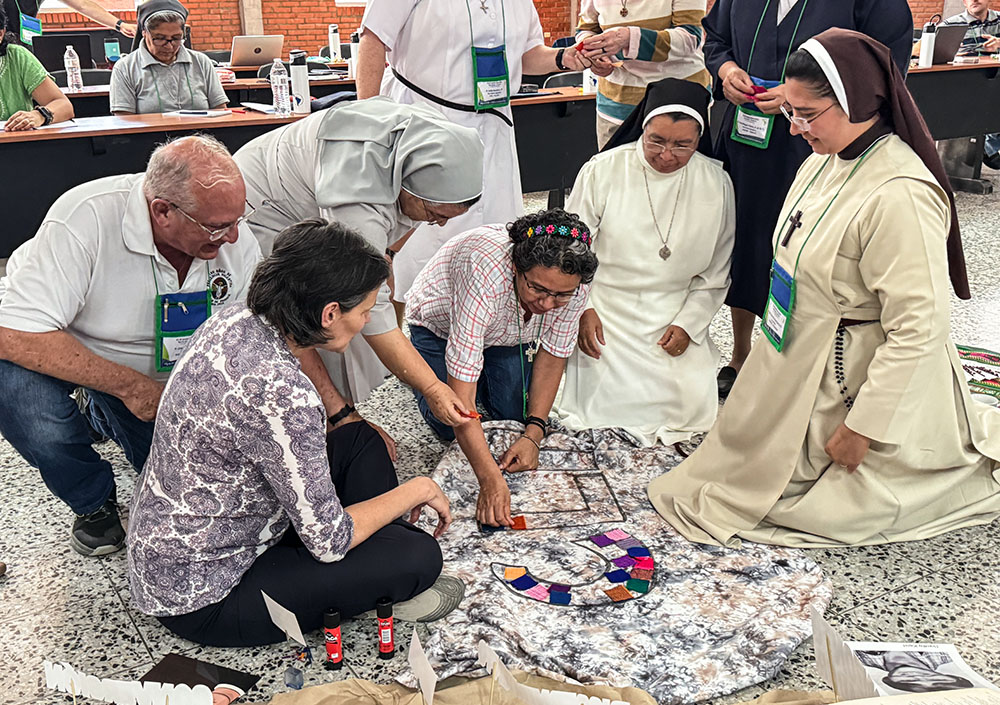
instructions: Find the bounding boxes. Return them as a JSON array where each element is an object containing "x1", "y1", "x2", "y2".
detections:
[{"x1": 324, "y1": 610, "x2": 341, "y2": 628}]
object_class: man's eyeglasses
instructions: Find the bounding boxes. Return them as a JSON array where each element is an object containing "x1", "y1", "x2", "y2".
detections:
[
  {"x1": 150, "y1": 35, "x2": 184, "y2": 47},
  {"x1": 166, "y1": 200, "x2": 255, "y2": 241},
  {"x1": 519, "y1": 272, "x2": 578, "y2": 303},
  {"x1": 779, "y1": 102, "x2": 836, "y2": 132},
  {"x1": 642, "y1": 136, "x2": 696, "y2": 157}
]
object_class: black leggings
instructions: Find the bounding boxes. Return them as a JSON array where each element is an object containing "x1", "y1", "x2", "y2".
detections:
[{"x1": 157, "y1": 422, "x2": 443, "y2": 647}]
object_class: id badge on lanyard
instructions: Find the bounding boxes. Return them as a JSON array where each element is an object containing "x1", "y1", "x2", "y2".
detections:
[
  {"x1": 471, "y1": 44, "x2": 510, "y2": 109},
  {"x1": 154, "y1": 290, "x2": 211, "y2": 372},
  {"x1": 731, "y1": 105, "x2": 775, "y2": 149},
  {"x1": 16, "y1": 3, "x2": 43, "y2": 44},
  {"x1": 762, "y1": 260, "x2": 795, "y2": 351}
]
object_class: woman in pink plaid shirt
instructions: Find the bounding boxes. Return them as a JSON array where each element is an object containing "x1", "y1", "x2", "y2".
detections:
[{"x1": 406, "y1": 209, "x2": 599, "y2": 527}]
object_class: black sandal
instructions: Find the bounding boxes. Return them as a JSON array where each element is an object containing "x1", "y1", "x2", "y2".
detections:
[{"x1": 717, "y1": 366, "x2": 738, "y2": 399}]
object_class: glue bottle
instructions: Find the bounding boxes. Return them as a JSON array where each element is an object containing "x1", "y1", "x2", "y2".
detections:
[
  {"x1": 289, "y1": 49, "x2": 311, "y2": 114},
  {"x1": 918, "y1": 19, "x2": 937, "y2": 68},
  {"x1": 376, "y1": 597, "x2": 394, "y2": 660},
  {"x1": 324, "y1": 610, "x2": 344, "y2": 670}
]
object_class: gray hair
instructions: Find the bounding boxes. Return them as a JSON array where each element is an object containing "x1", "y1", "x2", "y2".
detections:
[
  {"x1": 144, "y1": 10, "x2": 185, "y2": 31},
  {"x1": 142, "y1": 134, "x2": 240, "y2": 211}
]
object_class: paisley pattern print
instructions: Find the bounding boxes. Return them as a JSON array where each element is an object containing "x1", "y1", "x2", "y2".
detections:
[
  {"x1": 399, "y1": 421, "x2": 831, "y2": 703},
  {"x1": 128, "y1": 304, "x2": 355, "y2": 617}
]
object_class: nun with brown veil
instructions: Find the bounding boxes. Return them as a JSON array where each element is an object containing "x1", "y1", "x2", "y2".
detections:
[{"x1": 648, "y1": 28, "x2": 1000, "y2": 548}]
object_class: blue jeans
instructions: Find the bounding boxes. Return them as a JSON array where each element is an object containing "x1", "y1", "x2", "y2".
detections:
[
  {"x1": 0, "y1": 360, "x2": 155, "y2": 514},
  {"x1": 409, "y1": 325, "x2": 532, "y2": 441},
  {"x1": 986, "y1": 133, "x2": 1000, "y2": 158}
]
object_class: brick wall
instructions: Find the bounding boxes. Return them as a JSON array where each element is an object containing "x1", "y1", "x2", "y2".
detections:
[
  {"x1": 39, "y1": 0, "x2": 573, "y2": 51},
  {"x1": 40, "y1": 0, "x2": 943, "y2": 52}
]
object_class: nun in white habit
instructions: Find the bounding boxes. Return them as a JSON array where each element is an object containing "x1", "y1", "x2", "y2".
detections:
[
  {"x1": 233, "y1": 98, "x2": 482, "y2": 429},
  {"x1": 555, "y1": 78, "x2": 735, "y2": 445}
]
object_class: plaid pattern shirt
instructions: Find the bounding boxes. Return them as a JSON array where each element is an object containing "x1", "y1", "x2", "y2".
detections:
[{"x1": 405, "y1": 225, "x2": 590, "y2": 383}]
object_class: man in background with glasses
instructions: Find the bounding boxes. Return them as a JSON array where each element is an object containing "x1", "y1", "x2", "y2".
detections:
[
  {"x1": 110, "y1": 0, "x2": 227, "y2": 115},
  {"x1": 0, "y1": 135, "x2": 261, "y2": 557}
]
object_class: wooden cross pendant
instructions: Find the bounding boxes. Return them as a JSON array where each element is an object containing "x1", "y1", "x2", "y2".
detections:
[{"x1": 781, "y1": 210, "x2": 803, "y2": 247}]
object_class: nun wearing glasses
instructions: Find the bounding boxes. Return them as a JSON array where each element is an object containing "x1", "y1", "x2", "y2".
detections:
[
  {"x1": 110, "y1": 0, "x2": 227, "y2": 115},
  {"x1": 555, "y1": 78, "x2": 735, "y2": 447}
]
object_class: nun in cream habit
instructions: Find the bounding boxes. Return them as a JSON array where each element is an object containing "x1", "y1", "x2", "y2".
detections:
[
  {"x1": 648, "y1": 30, "x2": 1000, "y2": 548},
  {"x1": 555, "y1": 79, "x2": 735, "y2": 445},
  {"x1": 234, "y1": 98, "x2": 484, "y2": 407}
]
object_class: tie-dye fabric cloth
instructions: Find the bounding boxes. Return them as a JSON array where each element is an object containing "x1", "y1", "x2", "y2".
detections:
[{"x1": 402, "y1": 422, "x2": 832, "y2": 704}]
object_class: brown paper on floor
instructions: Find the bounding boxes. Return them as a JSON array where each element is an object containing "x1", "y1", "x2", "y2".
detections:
[{"x1": 267, "y1": 670, "x2": 658, "y2": 705}]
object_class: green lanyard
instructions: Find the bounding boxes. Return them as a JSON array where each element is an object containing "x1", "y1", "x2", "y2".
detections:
[
  {"x1": 149, "y1": 56, "x2": 197, "y2": 113},
  {"x1": 745, "y1": 0, "x2": 811, "y2": 82},
  {"x1": 513, "y1": 282, "x2": 543, "y2": 421},
  {"x1": 776, "y1": 135, "x2": 891, "y2": 278}
]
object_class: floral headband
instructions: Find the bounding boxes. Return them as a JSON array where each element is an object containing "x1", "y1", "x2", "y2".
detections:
[{"x1": 525, "y1": 224, "x2": 592, "y2": 247}]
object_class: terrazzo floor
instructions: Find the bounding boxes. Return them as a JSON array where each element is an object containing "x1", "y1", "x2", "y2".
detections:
[{"x1": 1, "y1": 181, "x2": 999, "y2": 704}]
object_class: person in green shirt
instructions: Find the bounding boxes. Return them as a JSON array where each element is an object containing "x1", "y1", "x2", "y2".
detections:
[{"x1": 0, "y1": 4, "x2": 73, "y2": 131}]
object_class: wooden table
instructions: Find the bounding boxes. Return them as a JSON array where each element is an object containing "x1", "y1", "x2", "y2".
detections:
[
  {"x1": 64, "y1": 77, "x2": 357, "y2": 118},
  {"x1": 226, "y1": 62, "x2": 347, "y2": 79},
  {"x1": 906, "y1": 59, "x2": 1000, "y2": 192},
  {"x1": 1, "y1": 88, "x2": 596, "y2": 257}
]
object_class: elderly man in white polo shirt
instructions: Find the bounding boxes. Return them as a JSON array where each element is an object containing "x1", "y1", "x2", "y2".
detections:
[{"x1": 0, "y1": 135, "x2": 260, "y2": 557}]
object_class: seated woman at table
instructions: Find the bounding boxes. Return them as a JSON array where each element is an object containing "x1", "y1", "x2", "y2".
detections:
[
  {"x1": 405, "y1": 209, "x2": 598, "y2": 527},
  {"x1": 648, "y1": 29, "x2": 1000, "y2": 548},
  {"x1": 554, "y1": 78, "x2": 735, "y2": 446},
  {"x1": 0, "y1": 5, "x2": 73, "y2": 131},
  {"x1": 110, "y1": 0, "x2": 227, "y2": 115},
  {"x1": 128, "y1": 219, "x2": 456, "y2": 647}
]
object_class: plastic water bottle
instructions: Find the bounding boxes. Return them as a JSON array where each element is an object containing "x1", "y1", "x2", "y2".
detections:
[
  {"x1": 64, "y1": 45, "x2": 84, "y2": 92},
  {"x1": 270, "y1": 58, "x2": 291, "y2": 116}
]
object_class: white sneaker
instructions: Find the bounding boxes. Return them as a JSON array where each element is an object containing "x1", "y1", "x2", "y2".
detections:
[{"x1": 365, "y1": 575, "x2": 465, "y2": 623}]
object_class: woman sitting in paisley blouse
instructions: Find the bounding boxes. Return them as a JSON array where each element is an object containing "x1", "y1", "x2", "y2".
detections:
[{"x1": 128, "y1": 219, "x2": 458, "y2": 646}]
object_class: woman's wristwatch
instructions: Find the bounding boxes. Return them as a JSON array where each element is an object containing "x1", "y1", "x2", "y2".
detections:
[
  {"x1": 115, "y1": 18, "x2": 124, "y2": 33},
  {"x1": 555, "y1": 48, "x2": 568, "y2": 71},
  {"x1": 34, "y1": 105, "x2": 54, "y2": 125}
]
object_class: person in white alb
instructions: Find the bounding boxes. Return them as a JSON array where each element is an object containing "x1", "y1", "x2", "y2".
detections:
[
  {"x1": 554, "y1": 78, "x2": 735, "y2": 445},
  {"x1": 356, "y1": 0, "x2": 611, "y2": 311},
  {"x1": 0, "y1": 136, "x2": 261, "y2": 557}
]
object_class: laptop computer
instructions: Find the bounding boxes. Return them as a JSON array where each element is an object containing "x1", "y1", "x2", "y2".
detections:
[
  {"x1": 932, "y1": 23, "x2": 970, "y2": 65},
  {"x1": 230, "y1": 35, "x2": 284, "y2": 66},
  {"x1": 30, "y1": 33, "x2": 94, "y2": 72}
]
